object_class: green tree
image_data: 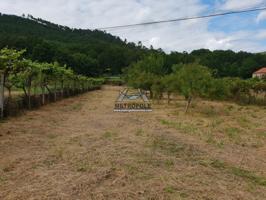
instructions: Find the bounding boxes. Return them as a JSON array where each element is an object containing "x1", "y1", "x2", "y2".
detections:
[
  {"x1": 125, "y1": 54, "x2": 166, "y2": 98},
  {"x1": 173, "y1": 63, "x2": 213, "y2": 112},
  {"x1": 11, "y1": 59, "x2": 40, "y2": 109},
  {"x1": 0, "y1": 48, "x2": 25, "y2": 117}
]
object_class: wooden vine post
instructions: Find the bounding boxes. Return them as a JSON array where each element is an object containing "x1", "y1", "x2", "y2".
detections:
[{"x1": 0, "y1": 71, "x2": 4, "y2": 118}]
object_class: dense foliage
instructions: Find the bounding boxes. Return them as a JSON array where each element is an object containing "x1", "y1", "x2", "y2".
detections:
[
  {"x1": 0, "y1": 14, "x2": 266, "y2": 78},
  {"x1": 0, "y1": 48, "x2": 104, "y2": 118},
  {"x1": 0, "y1": 13, "x2": 149, "y2": 77},
  {"x1": 125, "y1": 55, "x2": 266, "y2": 112}
]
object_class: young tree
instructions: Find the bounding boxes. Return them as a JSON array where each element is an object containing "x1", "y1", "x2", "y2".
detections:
[
  {"x1": 151, "y1": 78, "x2": 164, "y2": 102},
  {"x1": 39, "y1": 63, "x2": 54, "y2": 104},
  {"x1": 173, "y1": 63, "x2": 213, "y2": 113},
  {"x1": 253, "y1": 81, "x2": 266, "y2": 102},
  {"x1": 0, "y1": 48, "x2": 25, "y2": 117},
  {"x1": 11, "y1": 60, "x2": 40, "y2": 109},
  {"x1": 229, "y1": 78, "x2": 254, "y2": 104},
  {"x1": 208, "y1": 78, "x2": 231, "y2": 100},
  {"x1": 124, "y1": 54, "x2": 167, "y2": 98},
  {"x1": 64, "y1": 68, "x2": 75, "y2": 96},
  {"x1": 162, "y1": 74, "x2": 178, "y2": 104}
]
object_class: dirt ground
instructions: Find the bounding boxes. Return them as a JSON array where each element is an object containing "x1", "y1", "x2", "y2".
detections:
[{"x1": 0, "y1": 86, "x2": 265, "y2": 200}]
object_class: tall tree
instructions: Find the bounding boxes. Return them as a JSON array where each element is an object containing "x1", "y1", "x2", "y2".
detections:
[{"x1": 171, "y1": 63, "x2": 213, "y2": 112}]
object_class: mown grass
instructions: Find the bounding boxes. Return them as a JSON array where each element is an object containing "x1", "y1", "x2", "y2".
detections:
[
  {"x1": 0, "y1": 171, "x2": 7, "y2": 183},
  {"x1": 160, "y1": 119, "x2": 197, "y2": 135},
  {"x1": 163, "y1": 185, "x2": 176, "y2": 194},
  {"x1": 102, "y1": 131, "x2": 118, "y2": 139},
  {"x1": 157, "y1": 99, "x2": 266, "y2": 148},
  {"x1": 76, "y1": 161, "x2": 91, "y2": 172},
  {"x1": 155, "y1": 100, "x2": 266, "y2": 188},
  {"x1": 225, "y1": 127, "x2": 241, "y2": 140},
  {"x1": 69, "y1": 103, "x2": 83, "y2": 111},
  {"x1": 201, "y1": 159, "x2": 266, "y2": 187},
  {"x1": 142, "y1": 134, "x2": 202, "y2": 172},
  {"x1": 159, "y1": 119, "x2": 224, "y2": 147},
  {"x1": 135, "y1": 128, "x2": 145, "y2": 136},
  {"x1": 149, "y1": 134, "x2": 185, "y2": 155}
]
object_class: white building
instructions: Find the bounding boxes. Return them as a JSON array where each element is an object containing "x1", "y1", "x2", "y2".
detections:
[{"x1": 253, "y1": 67, "x2": 266, "y2": 79}]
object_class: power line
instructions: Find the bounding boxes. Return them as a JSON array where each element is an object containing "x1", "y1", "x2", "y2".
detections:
[{"x1": 96, "y1": 6, "x2": 266, "y2": 30}]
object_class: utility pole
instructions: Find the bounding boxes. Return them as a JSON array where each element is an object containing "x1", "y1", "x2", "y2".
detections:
[{"x1": 0, "y1": 72, "x2": 4, "y2": 118}]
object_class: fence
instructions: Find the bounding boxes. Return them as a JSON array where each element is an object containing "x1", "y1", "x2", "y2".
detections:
[{"x1": 1, "y1": 85, "x2": 102, "y2": 118}]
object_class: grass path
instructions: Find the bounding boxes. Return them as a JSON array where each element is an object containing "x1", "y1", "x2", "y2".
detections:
[{"x1": 0, "y1": 86, "x2": 265, "y2": 199}]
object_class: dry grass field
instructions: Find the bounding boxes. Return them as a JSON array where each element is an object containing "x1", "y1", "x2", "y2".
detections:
[{"x1": 0, "y1": 86, "x2": 265, "y2": 200}]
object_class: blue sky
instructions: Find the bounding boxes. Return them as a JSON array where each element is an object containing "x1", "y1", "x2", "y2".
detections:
[
  {"x1": 202, "y1": 0, "x2": 266, "y2": 51},
  {"x1": 203, "y1": 0, "x2": 266, "y2": 32},
  {"x1": 1, "y1": 0, "x2": 266, "y2": 52}
]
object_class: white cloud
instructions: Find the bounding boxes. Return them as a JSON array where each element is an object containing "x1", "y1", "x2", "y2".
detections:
[
  {"x1": 148, "y1": 37, "x2": 160, "y2": 47},
  {"x1": 256, "y1": 11, "x2": 266, "y2": 22},
  {"x1": 219, "y1": 0, "x2": 266, "y2": 25},
  {"x1": 206, "y1": 38, "x2": 233, "y2": 50},
  {"x1": 219, "y1": 0, "x2": 265, "y2": 10},
  {"x1": 255, "y1": 29, "x2": 266, "y2": 39},
  {"x1": 0, "y1": 0, "x2": 265, "y2": 52},
  {"x1": 205, "y1": 30, "x2": 266, "y2": 52}
]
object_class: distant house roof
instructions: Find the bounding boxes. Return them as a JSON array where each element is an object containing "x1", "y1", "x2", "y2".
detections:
[{"x1": 254, "y1": 67, "x2": 266, "y2": 74}]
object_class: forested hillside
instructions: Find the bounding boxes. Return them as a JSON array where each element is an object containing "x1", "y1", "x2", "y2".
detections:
[
  {"x1": 0, "y1": 13, "x2": 149, "y2": 76},
  {"x1": 0, "y1": 13, "x2": 266, "y2": 78}
]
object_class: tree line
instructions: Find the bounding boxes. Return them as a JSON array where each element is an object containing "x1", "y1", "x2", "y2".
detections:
[
  {"x1": 1, "y1": 14, "x2": 266, "y2": 78},
  {"x1": 0, "y1": 48, "x2": 104, "y2": 118},
  {"x1": 124, "y1": 54, "x2": 266, "y2": 112},
  {"x1": 0, "y1": 13, "x2": 149, "y2": 77}
]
